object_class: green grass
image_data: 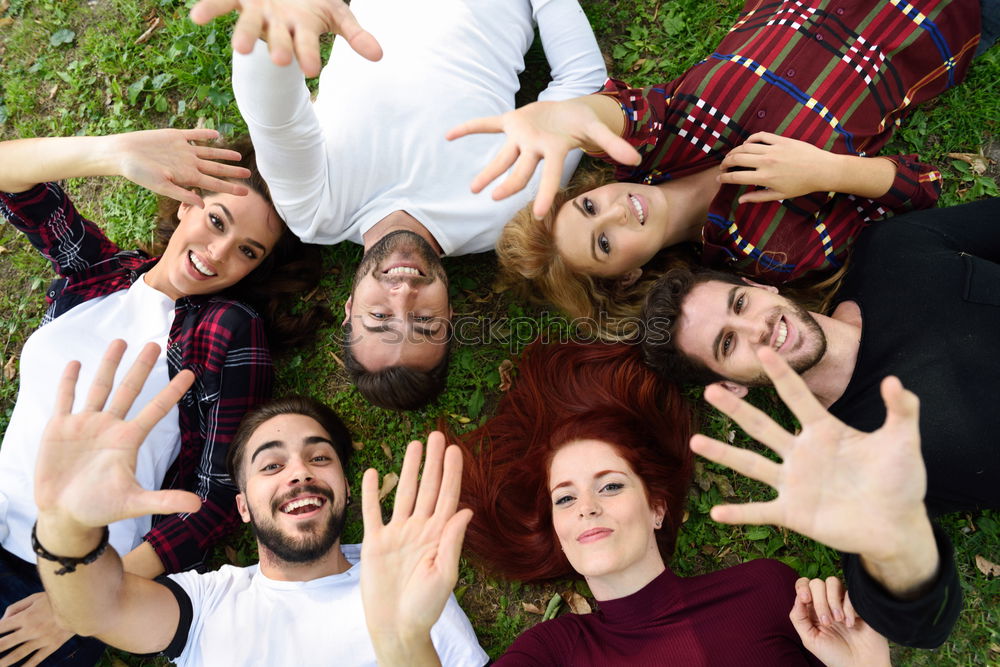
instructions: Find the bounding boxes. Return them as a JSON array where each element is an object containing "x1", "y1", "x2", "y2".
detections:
[{"x1": 1, "y1": 0, "x2": 998, "y2": 665}]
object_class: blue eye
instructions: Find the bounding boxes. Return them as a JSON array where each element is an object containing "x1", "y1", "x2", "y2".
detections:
[
  {"x1": 601, "y1": 482, "x2": 624, "y2": 493},
  {"x1": 371, "y1": 312, "x2": 388, "y2": 319},
  {"x1": 554, "y1": 494, "x2": 574, "y2": 506}
]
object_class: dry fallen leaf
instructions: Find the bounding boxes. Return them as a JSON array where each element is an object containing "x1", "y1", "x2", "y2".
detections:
[
  {"x1": 378, "y1": 472, "x2": 399, "y2": 500},
  {"x1": 380, "y1": 442, "x2": 393, "y2": 460},
  {"x1": 224, "y1": 546, "x2": 239, "y2": 563},
  {"x1": 682, "y1": 509, "x2": 690, "y2": 523},
  {"x1": 0, "y1": 17, "x2": 13, "y2": 27},
  {"x1": 0, "y1": 0, "x2": 10, "y2": 14},
  {"x1": 329, "y1": 351, "x2": 345, "y2": 369},
  {"x1": 975, "y1": 554, "x2": 1000, "y2": 577},
  {"x1": 351, "y1": 441, "x2": 365, "y2": 452},
  {"x1": 948, "y1": 152, "x2": 989, "y2": 175},
  {"x1": 48, "y1": 83, "x2": 59, "y2": 100},
  {"x1": 521, "y1": 602, "x2": 543, "y2": 615},
  {"x1": 708, "y1": 472, "x2": 735, "y2": 498},
  {"x1": 134, "y1": 16, "x2": 163, "y2": 45},
  {"x1": 0, "y1": 245, "x2": 8, "y2": 254},
  {"x1": 3, "y1": 355, "x2": 16, "y2": 382},
  {"x1": 562, "y1": 590, "x2": 592, "y2": 615},
  {"x1": 498, "y1": 359, "x2": 514, "y2": 391}
]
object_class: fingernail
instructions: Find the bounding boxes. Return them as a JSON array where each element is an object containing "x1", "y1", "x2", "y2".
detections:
[
  {"x1": 833, "y1": 609, "x2": 844, "y2": 622},
  {"x1": 820, "y1": 615, "x2": 831, "y2": 626}
]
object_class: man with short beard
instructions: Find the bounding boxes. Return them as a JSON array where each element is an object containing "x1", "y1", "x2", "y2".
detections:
[
  {"x1": 32, "y1": 346, "x2": 487, "y2": 666},
  {"x1": 640, "y1": 198, "x2": 1000, "y2": 517},
  {"x1": 189, "y1": 0, "x2": 607, "y2": 410}
]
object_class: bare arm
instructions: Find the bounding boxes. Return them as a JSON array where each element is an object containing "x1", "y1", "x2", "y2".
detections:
[
  {"x1": 0, "y1": 129, "x2": 250, "y2": 207},
  {"x1": 34, "y1": 341, "x2": 201, "y2": 652}
]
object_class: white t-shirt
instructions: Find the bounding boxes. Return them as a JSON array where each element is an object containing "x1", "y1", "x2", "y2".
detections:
[
  {"x1": 165, "y1": 544, "x2": 488, "y2": 667},
  {"x1": 0, "y1": 274, "x2": 180, "y2": 562},
  {"x1": 232, "y1": 0, "x2": 605, "y2": 255}
]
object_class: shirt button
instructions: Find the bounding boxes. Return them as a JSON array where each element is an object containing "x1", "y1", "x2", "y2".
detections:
[
  {"x1": 756, "y1": 109, "x2": 767, "y2": 119},
  {"x1": 786, "y1": 68, "x2": 796, "y2": 77},
  {"x1": 836, "y1": 7, "x2": 845, "y2": 14},
  {"x1": 816, "y1": 33, "x2": 824, "y2": 41}
]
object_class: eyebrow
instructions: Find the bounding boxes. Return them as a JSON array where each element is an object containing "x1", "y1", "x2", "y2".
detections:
[
  {"x1": 217, "y1": 203, "x2": 267, "y2": 253},
  {"x1": 549, "y1": 469, "x2": 627, "y2": 493},
  {"x1": 249, "y1": 435, "x2": 334, "y2": 464},
  {"x1": 712, "y1": 286, "x2": 740, "y2": 362}
]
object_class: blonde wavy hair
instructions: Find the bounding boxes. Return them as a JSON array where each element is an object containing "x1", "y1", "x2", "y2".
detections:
[{"x1": 496, "y1": 169, "x2": 701, "y2": 342}]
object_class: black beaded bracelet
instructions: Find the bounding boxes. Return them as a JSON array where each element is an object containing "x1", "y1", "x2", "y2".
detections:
[{"x1": 31, "y1": 522, "x2": 110, "y2": 575}]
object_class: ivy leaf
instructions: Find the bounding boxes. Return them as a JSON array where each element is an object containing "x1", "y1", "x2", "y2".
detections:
[{"x1": 49, "y1": 28, "x2": 75, "y2": 47}]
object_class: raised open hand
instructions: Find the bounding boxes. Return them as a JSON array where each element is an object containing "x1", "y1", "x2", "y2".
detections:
[
  {"x1": 446, "y1": 96, "x2": 640, "y2": 218},
  {"x1": 114, "y1": 128, "x2": 252, "y2": 208},
  {"x1": 690, "y1": 347, "x2": 928, "y2": 562},
  {"x1": 189, "y1": 0, "x2": 382, "y2": 77},
  {"x1": 34, "y1": 340, "x2": 200, "y2": 530},
  {"x1": 0, "y1": 593, "x2": 72, "y2": 667},
  {"x1": 718, "y1": 132, "x2": 841, "y2": 204},
  {"x1": 360, "y1": 433, "x2": 472, "y2": 650},
  {"x1": 791, "y1": 578, "x2": 890, "y2": 667}
]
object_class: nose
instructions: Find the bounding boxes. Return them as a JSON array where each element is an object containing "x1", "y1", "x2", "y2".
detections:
[
  {"x1": 578, "y1": 495, "x2": 602, "y2": 518},
  {"x1": 207, "y1": 236, "x2": 236, "y2": 262},
  {"x1": 285, "y1": 456, "x2": 314, "y2": 485}
]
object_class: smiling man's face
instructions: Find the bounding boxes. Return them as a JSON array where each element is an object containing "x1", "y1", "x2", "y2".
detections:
[
  {"x1": 343, "y1": 230, "x2": 452, "y2": 372},
  {"x1": 674, "y1": 279, "x2": 827, "y2": 386}
]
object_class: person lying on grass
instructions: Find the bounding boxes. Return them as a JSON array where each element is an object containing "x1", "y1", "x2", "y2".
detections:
[
  {"x1": 359, "y1": 341, "x2": 960, "y2": 666},
  {"x1": 447, "y1": 0, "x2": 996, "y2": 339},
  {"x1": 0, "y1": 128, "x2": 326, "y2": 666},
  {"x1": 29, "y1": 343, "x2": 487, "y2": 666},
  {"x1": 188, "y1": 0, "x2": 607, "y2": 409}
]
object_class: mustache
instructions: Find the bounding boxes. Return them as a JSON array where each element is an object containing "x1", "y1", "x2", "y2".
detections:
[{"x1": 271, "y1": 483, "x2": 336, "y2": 513}]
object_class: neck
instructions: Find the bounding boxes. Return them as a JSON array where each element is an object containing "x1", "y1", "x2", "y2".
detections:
[
  {"x1": 586, "y1": 556, "x2": 666, "y2": 601},
  {"x1": 255, "y1": 541, "x2": 352, "y2": 582},
  {"x1": 799, "y1": 308, "x2": 862, "y2": 407},
  {"x1": 142, "y1": 263, "x2": 183, "y2": 301},
  {"x1": 362, "y1": 210, "x2": 443, "y2": 255},
  {"x1": 655, "y1": 168, "x2": 720, "y2": 247}
]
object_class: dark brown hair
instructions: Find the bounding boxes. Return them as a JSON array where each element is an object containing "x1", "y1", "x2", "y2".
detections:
[
  {"x1": 456, "y1": 340, "x2": 692, "y2": 582},
  {"x1": 226, "y1": 395, "x2": 353, "y2": 490},
  {"x1": 341, "y1": 322, "x2": 452, "y2": 410},
  {"x1": 148, "y1": 136, "x2": 331, "y2": 349}
]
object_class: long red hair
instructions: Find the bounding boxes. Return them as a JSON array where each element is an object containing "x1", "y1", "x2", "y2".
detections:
[{"x1": 458, "y1": 340, "x2": 692, "y2": 582}]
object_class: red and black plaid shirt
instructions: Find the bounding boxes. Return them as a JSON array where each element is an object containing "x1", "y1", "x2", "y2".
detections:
[
  {"x1": 599, "y1": 0, "x2": 980, "y2": 282},
  {"x1": 1, "y1": 183, "x2": 273, "y2": 573}
]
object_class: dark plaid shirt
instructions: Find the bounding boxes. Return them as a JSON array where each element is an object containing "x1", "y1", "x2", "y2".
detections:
[
  {"x1": 0, "y1": 183, "x2": 273, "y2": 573},
  {"x1": 600, "y1": 0, "x2": 980, "y2": 282}
]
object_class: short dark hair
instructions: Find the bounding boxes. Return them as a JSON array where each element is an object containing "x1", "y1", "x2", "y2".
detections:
[
  {"x1": 341, "y1": 322, "x2": 452, "y2": 410},
  {"x1": 640, "y1": 267, "x2": 745, "y2": 386},
  {"x1": 226, "y1": 396, "x2": 353, "y2": 490}
]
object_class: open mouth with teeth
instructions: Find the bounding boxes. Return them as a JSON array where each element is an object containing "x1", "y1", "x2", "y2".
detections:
[
  {"x1": 773, "y1": 317, "x2": 788, "y2": 350},
  {"x1": 382, "y1": 264, "x2": 425, "y2": 278},
  {"x1": 279, "y1": 496, "x2": 327, "y2": 516},
  {"x1": 189, "y1": 251, "x2": 217, "y2": 277},
  {"x1": 629, "y1": 194, "x2": 645, "y2": 225}
]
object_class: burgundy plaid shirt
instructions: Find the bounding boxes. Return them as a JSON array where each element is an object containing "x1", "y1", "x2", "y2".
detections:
[
  {"x1": 1, "y1": 183, "x2": 273, "y2": 573},
  {"x1": 600, "y1": 0, "x2": 980, "y2": 282}
]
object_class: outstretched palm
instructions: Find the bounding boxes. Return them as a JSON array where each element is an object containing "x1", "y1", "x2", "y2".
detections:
[
  {"x1": 691, "y1": 348, "x2": 927, "y2": 561},
  {"x1": 34, "y1": 340, "x2": 201, "y2": 529}
]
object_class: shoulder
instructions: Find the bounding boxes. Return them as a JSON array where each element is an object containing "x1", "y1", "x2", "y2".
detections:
[
  {"x1": 685, "y1": 558, "x2": 799, "y2": 611},
  {"x1": 497, "y1": 615, "x2": 585, "y2": 666},
  {"x1": 166, "y1": 564, "x2": 257, "y2": 605}
]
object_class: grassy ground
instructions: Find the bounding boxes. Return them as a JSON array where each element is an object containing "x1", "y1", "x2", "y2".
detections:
[{"x1": 1, "y1": 0, "x2": 998, "y2": 665}]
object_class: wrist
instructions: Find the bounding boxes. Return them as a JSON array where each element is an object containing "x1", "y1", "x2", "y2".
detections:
[
  {"x1": 860, "y1": 510, "x2": 939, "y2": 599},
  {"x1": 35, "y1": 511, "x2": 105, "y2": 559}
]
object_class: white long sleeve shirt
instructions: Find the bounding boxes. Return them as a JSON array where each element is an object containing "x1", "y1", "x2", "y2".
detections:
[{"x1": 232, "y1": 0, "x2": 605, "y2": 255}]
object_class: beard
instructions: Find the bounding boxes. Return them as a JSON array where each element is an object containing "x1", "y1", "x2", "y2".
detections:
[
  {"x1": 248, "y1": 484, "x2": 346, "y2": 564},
  {"x1": 748, "y1": 301, "x2": 828, "y2": 386},
  {"x1": 352, "y1": 229, "x2": 448, "y2": 288}
]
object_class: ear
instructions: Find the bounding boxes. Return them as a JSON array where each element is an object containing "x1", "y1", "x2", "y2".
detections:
[
  {"x1": 708, "y1": 380, "x2": 748, "y2": 398},
  {"x1": 342, "y1": 297, "x2": 353, "y2": 327},
  {"x1": 177, "y1": 201, "x2": 191, "y2": 221},
  {"x1": 617, "y1": 268, "x2": 643, "y2": 289},
  {"x1": 236, "y1": 493, "x2": 251, "y2": 524},
  {"x1": 740, "y1": 277, "x2": 778, "y2": 294},
  {"x1": 651, "y1": 499, "x2": 667, "y2": 529}
]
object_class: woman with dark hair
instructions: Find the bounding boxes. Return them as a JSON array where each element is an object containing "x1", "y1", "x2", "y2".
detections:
[
  {"x1": 450, "y1": 0, "x2": 995, "y2": 338},
  {"x1": 358, "y1": 341, "x2": 907, "y2": 666},
  {"x1": 0, "y1": 128, "x2": 326, "y2": 664}
]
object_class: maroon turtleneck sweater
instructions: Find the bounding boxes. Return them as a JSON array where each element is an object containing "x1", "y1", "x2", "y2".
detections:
[{"x1": 495, "y1": 559, "x2": 823, "y2": 666}]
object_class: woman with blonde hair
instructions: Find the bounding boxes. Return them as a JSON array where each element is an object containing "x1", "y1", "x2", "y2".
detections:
[{"x1": 452, "y1": 0, "x2": 994, "y2": 337}]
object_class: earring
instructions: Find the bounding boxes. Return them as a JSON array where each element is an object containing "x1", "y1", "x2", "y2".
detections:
[
  {"x1": 345, "y1": 496, "x2": 353, "y2": 506},
  {"x1": 654, "y1": 519, "x2": 662, "y2": 528}
]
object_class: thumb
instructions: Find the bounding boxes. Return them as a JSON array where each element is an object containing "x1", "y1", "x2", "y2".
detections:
[
  {"x1": 128, "y1": 489, "x2": 203, "y2": 518},
  {"x1": 788, "y1": 594, "x2": 817, "y2": 642}
]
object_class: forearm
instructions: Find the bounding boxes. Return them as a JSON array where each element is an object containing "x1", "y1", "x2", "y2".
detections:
[
  {"x1": 535, "y1": 0, "x2": 606, "y2": 102},
  {"x1": 370, "y1": 629, "x2": 441, "y2": 667},
  {"x1": 825, "y1": 155, "x2": 897, "y2": 199},
  {"x1": 0, "y1": 136, "x2": 124, "y2": 193},
  {"x1": 122, "y1": 540, "x2": 166, "y2": 579},
  {"x1": 35, "y1": 512, "x2": 128, "y2": 638}
]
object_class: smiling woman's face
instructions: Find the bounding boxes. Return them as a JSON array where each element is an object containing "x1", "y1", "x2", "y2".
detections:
[
  {"x1": 548, "y1": 439, "x2": 665, "y2": 587},
  {"x1": 148, "y1": 191, "x2": 284, "y2": 300},
  {"x1": 553, "y1": 182, "x2": 670, "y2": 279}
]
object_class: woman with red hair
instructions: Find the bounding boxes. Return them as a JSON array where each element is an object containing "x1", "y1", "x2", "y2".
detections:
[{"x1": 357, "y1": 340, "x2": 922, "y2": 666}]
